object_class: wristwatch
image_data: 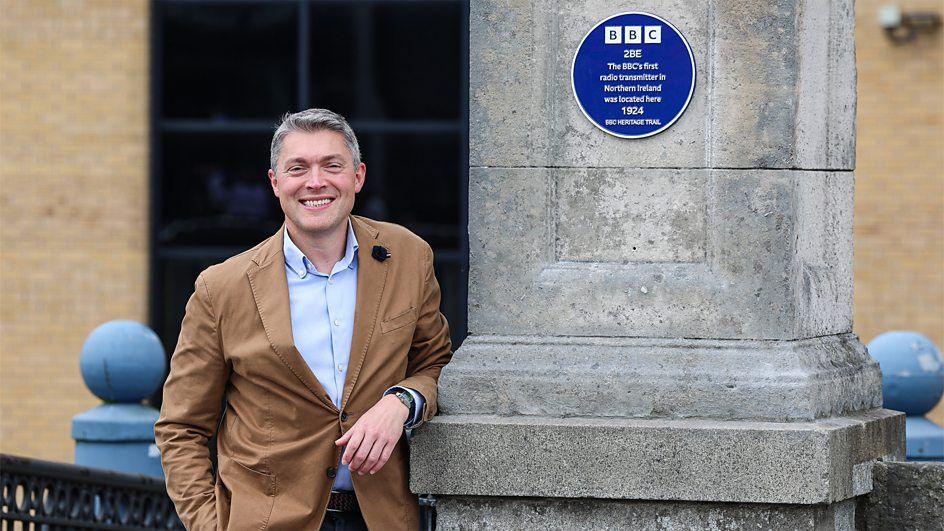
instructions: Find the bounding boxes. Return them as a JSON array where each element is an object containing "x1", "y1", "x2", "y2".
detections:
[{"x1": 393, "y1": 390, "x2": 415, "y2": 415}]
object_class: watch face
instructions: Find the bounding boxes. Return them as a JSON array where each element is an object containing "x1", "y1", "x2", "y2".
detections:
[{"x1": 396, "y1": 391, "x2": 414, "y2": 408}]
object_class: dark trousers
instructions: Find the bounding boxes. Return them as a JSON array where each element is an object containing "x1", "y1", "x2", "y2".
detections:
[{"x1": 320, "y1": 509, "x2": 368, "y2": 531}]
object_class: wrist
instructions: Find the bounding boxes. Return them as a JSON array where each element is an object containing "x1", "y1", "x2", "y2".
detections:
[{"x1": 385, "y1": 393, "x2": 411, "y2": 421}]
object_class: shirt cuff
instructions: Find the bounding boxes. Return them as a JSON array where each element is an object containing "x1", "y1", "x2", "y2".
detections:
[{"x1": 383, "y1": 386, "x2": 426, "y2": 428}]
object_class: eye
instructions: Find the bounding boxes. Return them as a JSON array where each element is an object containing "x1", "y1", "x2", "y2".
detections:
[
  {"x1": 326, "y1": 163, "x2": 343, "y2": 172},
  {"x1": 287, "y1": 166, "x2": 306, "y2": 174}
]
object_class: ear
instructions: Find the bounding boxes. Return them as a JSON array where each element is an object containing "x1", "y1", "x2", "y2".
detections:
[
  {"x1": 268, "y1": 168, "x2": 280, "y2": 197},
  {"x1": 353, "y1": 163, "x2": 366, "y2": 193}
]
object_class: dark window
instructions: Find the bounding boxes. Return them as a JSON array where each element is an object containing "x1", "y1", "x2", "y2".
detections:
[
  {"x1": 151, "y1": 0, "x2": 469, "y2": 405},
  {"x1": 161, "y1": 3, "x2": 297, "y2": 120},
  {"x1": 309, "y1": 2, "x2": 462, "y2": 120},
  {"x1": 160, "y1": 131, "x2": 279, "y2": 246},
  {"x1": 354, "y1": 132, "x2": 461, "y2": 248}
]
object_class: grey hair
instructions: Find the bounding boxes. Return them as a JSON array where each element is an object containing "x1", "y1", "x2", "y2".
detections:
[{"x1": 269, "y1": 108, "x2": 362, "y2": 171}]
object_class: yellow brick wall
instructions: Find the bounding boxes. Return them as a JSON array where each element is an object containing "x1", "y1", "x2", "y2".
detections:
[
  {"x1": 854, "y1": 0, "x2": 944, "y2": 426},
  {"x1": 0, "y1": 0, "x2": 150, "y2": 461}
]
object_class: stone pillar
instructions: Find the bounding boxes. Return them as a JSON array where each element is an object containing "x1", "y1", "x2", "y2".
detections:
[{"x1": 411, "y1": 1, "x2": 905, "y2": 528}]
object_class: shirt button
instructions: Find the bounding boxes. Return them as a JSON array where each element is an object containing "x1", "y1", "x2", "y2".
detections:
[
  {"x1": 328, "y1": 278, "x2": 334, "y2": 285},
  {"x1": 326, "y1": 466, "x2": 337, "y2": 478},
  {"x1": 337, "y1": 364, "x2": 344, "y2": 373},
  {"x1": 334, "y1": 319, "x2": 341, "y2": 327}
]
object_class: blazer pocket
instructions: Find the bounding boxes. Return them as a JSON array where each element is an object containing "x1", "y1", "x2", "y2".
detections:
[
  {"x1": 381, "y1": 306, "x2": 417, "y2": 334},
  {"x1": 218, "y1": 454, "x2": 277, "y2": 530}
]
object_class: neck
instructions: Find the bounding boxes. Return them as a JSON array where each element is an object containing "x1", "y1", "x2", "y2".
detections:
[{"x1": 285, "y1": 219, "x2": 348, "y2": 274}]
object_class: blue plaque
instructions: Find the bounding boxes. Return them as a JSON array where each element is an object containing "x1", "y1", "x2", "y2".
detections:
[{"x1": 572, "y1": 12, "x2": 696, "y2": 139}]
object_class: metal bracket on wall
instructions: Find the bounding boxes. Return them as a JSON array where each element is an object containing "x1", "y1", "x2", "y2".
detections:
[
  {"x1": 879, "y1": 5, "x2": 942, "y2": 43},
  {"x1": 418, "y1": 494, "x2": 438, "y2": 531}
]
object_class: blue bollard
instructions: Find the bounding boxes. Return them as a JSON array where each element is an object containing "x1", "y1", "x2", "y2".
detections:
[
  {"x1": 868, "y1": 331, "x2": 944, "y2": 461},
  {"x1": 72, "y1": 320, "x2": 167, "y2": 477}
]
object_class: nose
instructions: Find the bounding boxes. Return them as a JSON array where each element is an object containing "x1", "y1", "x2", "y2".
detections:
[{"x1": 304, "y1": 167, "x2": 328, "y2": 188}]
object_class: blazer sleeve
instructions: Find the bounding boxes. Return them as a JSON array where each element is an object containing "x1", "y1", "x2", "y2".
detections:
[
  {"x1": 393, "y1": 242, "x2": 454, "y2": 424},
  {"x1": 154, "y1": 273, "x2": 229, "y2": 531}
]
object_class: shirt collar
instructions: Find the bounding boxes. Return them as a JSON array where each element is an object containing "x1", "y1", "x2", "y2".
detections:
[{"x1": 283, "y1": 218, "x2": 359, "y2": 279}]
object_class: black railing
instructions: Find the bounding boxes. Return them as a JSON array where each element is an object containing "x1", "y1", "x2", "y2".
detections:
[{"x1": 0, "y1": 454, "x2": 183, "y2": 530}]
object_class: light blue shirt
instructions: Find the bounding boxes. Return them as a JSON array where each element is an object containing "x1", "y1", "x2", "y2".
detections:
[{"x1": 283, "y1": 220, "x2": 424, "y2": 491}]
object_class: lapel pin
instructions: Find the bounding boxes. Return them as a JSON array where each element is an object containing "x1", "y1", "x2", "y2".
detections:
[{"x1": 371, "y1": 245, "x2": 391, "y2": 262}]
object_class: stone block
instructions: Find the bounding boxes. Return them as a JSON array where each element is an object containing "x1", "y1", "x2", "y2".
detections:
[
  {"x1": 469, "y1": 167, "x2": 853, "y2": 340},
  {"x1": 410, "y1": 410, "x2": 904, "y2": 504},
  {"x1": 433, "y1": 497, "x2": 858, "y2": 531},
  {"x1": 470, "y1": 0, "x2": 856, "y2": 170},
  {"x1": 550, "y1": 0, "x2": 709, "y2": 169},
  {"x1": 856, "y1": 461, "x2": 944, "y2": 530},
  {"x1": 438, "y1": 334, "x2": 882, "y2": 421}
]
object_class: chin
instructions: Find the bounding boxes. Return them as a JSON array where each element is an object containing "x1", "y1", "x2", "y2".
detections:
[{"x1": 294, "y1": 215, "x2": 345, "y2": 235}]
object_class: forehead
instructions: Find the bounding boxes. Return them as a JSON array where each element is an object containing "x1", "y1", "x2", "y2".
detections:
[{"x1": 279, "y1": 129, "x2": 350, "y2": 161}]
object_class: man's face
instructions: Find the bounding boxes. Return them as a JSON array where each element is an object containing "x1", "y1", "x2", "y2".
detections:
[{"x1": 268, "y1": 129, "x2": 366, "y2": 240}]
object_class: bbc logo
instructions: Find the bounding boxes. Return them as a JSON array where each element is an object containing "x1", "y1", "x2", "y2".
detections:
[{"x1": 604, "y1": 25, "x2": 661, "y2": 44}]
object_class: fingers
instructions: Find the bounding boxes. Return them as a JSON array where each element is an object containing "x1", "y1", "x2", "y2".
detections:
[
  {"x1": 340, "y1": 429, "x2": 364, "y2": 466},
  {"x1": 367, "y1": 441, "x2": 396, "y2": 475},
  {"x1": 347, "y1": 437, "x2": 376, "y2": 474},
  {"x1": 358, "y1": 439, "x2": 387, "y2": 476},
  {"x1": 336, "y1": 397, "x2": 408, "y2": 475}
]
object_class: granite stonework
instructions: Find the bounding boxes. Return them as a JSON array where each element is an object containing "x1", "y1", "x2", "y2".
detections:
[
  {"x1": 855, "y1": 461, "x2": 944, "y2": 530},
  {"x1": 413, "y1": 0, "x2": 906, "y2": 528},
  {"x1": 411, "y1": 411, "x2": 903, "y2": 504},
  {"x1": 434, "y1": 497, "x2": 859, "y2": 531}
]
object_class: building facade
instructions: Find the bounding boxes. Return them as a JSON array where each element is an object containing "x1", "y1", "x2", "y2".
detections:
[{"x1": 1, "y1": 0, "x2": 941, "y2": 462}]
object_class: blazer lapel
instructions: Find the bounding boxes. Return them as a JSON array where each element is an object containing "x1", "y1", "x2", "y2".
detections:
[
  {"x1": 341, "y1": 216, "x2": 389, "y2": 411},
  {"x1": 247, "y1": 227, "x2": 337, "y2": 411}
]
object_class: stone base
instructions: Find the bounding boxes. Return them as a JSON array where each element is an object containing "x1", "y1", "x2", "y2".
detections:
[
  {"x1": 433, "y1": 496, "x2": 858, "y2": 531},
  {"x1": 411, "y1": 410, "x2": 904, "y2": 505},
  {"x1": 439, "y1": 334, "x2": 882, "y2": 421}
]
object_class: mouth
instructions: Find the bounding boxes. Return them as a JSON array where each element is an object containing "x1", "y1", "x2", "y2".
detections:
[{"x1": 299, "y1": 197, "x2": 335, "y2": 210}]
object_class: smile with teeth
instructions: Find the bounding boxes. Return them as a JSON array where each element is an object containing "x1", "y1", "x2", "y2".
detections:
[{"x1": 301, "y1": 198, "x2": 333, "y2": 207}]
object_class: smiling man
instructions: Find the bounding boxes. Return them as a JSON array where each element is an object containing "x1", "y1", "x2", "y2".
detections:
[{"x1": 155, "y1": 108, "x2": 453, "y2": 530}]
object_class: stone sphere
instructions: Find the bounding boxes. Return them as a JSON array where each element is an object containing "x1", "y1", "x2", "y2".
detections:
[
  {"x1": 80, "y1": 320, "x2": 166, "y2": 403},
  {"x1": 868, "y1": 331, "x2": 944, "y2": 416}
]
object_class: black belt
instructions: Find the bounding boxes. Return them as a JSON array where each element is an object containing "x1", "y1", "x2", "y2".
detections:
[{"x1": 327, "y1": 490, "x2": 359, "y2": 513}]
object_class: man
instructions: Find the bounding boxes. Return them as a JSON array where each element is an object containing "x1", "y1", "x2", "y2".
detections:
[{"x1": 155, "y1": 108, "x2": 453, "y2": 530}]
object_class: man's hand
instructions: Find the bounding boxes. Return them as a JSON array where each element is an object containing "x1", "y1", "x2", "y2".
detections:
[{"x1": 335, "y1": 394, "x2": 410, "y2": 475}]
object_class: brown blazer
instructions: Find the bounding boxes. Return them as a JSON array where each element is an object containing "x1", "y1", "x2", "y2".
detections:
[{"x1": 155, "y1": 215, "x2": 453, "y2": 530}]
